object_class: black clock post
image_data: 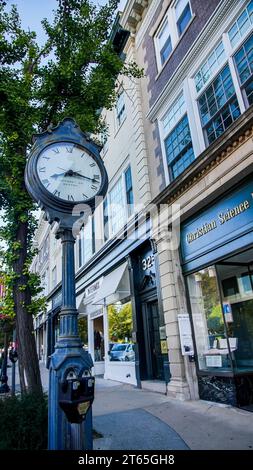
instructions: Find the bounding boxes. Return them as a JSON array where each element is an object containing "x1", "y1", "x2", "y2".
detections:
[{"x1": 25, "y1": 118, "x2": 108, "y2": 450}]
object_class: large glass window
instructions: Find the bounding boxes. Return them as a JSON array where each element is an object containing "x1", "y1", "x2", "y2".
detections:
[
  {"x1": 164, "y1": 114, "x2": 195, "y2": 180},
  {"x1": 198, "y1": 64, "x2": 241, "y2": 145},
  {"x1": 187, "y1": 267, "x2": 230, "y2": 372},
  {"x1": 228, "y1": 1, "x2": 253, "y2": 48},
  {"x1": 234, "y1": 32, "x2": 253, "y2": 106},
  {"x1": 216, "y1": 249, "x2": 253, "y2": 373},
  {"x1": 108, "y1": 301, "x2": 135, "y2": 362},
  {"x1": 93, "y1": 316, "x2": 104, "y2": 362},
  {"x1": 188, "y1": 248, "x2": 253, "y2": 374},
  {"x1": 194, "y1": 41, "x2": 226, "y2": 93}
]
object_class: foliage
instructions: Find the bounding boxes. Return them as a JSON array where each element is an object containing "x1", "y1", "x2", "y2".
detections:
[
  {"x1": 208, "y1": 304, "x2": 224, "y2": 334},
  {"x1": 78, "y1": 316, "x2": 88, "y2": 346},
  {"x1": 0, "y1": 393, "x2": 48, "y2": 449},
  {"x1": 108, "y1": 302, "x2": 133, "y2": 342},
  {"x1": 0, "y1": 0, "x2": 142, "y2": 392}
]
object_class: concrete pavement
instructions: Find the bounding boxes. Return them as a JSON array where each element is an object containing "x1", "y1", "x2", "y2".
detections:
[
  {"x1": 93, "y1": 380, "x2": 253, "y2": 450},
  {"x1": 8, "y1": 361, "x2": 253, "y2": 450}
]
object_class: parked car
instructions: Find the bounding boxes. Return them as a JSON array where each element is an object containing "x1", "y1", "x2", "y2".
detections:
[{"x1": 108, "y1": 343, "x2": 135, "y2": 362}]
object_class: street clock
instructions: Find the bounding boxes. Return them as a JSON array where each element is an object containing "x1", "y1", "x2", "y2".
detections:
[{"x1": 25, "y1": 118, "x2": 108, "y2": 224}]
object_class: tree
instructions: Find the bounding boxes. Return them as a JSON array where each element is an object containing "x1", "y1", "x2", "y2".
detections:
[
  {"x1": 0, "y1": 0, "x2": 142, "y2": 395},
  {"x1": 108, "y1": 303, "x2": 133, "y2": 342}
]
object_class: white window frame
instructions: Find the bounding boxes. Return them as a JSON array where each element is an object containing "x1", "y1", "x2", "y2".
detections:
[
  {"x1": 196, "y1": 62, "x2": 242, "y2": 147},
  {"x1": 155, "y1": 17, "x2": 173, "y2": 70},
  {"x1": 104, "y1": 166, "x2": 133, "y2": 239},
  {"x1": 227, "y1": 0, "x2": 253, "y2": 49},
  {"x1": 159, "y1": 89, "x2": 193, "y2": 185},
  {"x1": 154, "y1": 1, "x2": 194, "y2": 73},
  {"x1": 174, "y1": 0, "x2": 193, "y2": 38}
]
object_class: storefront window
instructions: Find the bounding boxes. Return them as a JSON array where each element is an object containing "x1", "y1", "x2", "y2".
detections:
[
  {"x1": 216, "y1": 249, "x2": 253, "y2": 373},
  {"x1": 78, "y1": 316, "x2": 88, "y2": 350},
  {"x1": 93, "y1": 316, "x2": 104, "y2": 362},
  {"x1": 187, "y1": 267, "x2": 231, "y2": 371},
  {"x1": 108, "y1": 301, "x2": 135, "y2": 362},
  {"x1": 188, "y1": 248, "x2": 253, "y2": 374}
]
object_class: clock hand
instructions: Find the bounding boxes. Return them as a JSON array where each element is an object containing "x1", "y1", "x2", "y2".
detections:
[
  {"x1": 70, "y1": 171, "x2": 98, "y2": 183},
  {"x1": 51, "y1": 172, "x2": 66, "y2": 179}
]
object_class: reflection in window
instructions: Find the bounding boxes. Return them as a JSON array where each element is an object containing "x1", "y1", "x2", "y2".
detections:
[
  {"x1": 165, "y1": 114, "x2": 195, "y2": 180},
  {"x1": 198, "y1": 65, "x2": 241, "y2": 145},
  {"x1": 93, "y1": 316, "x2": 104, "y2": 362},
  {"x1": 108, "y1": 301, "x2": 135, "y2": 362},
  {"x1": 216, "y1": 256, "x2": 253, "y2": 373},
  {"x1": 124, "y1": 166, "x2": 134, "y2": 217},
  {"x1": 116, "y1": 90, "x2": 126, "y2": 128},
  {"x1": 228, "y1": 0, "x2": 253, "y2": 48},
  {"x1": 234, "y1": 33, "x2": 253, "y2": 106},
  {"x1": 157, "y1": 19, "x2": 172, "y2": 65},
  {"x1": 175, "y1": 0, "x2": 192, "y2": 36},
  {"x1": 187, "y1": 267, "x2": 230, "y2": 371},
  {"x1": 195, "y1": 41, "x2": 226, "y2": 92}
]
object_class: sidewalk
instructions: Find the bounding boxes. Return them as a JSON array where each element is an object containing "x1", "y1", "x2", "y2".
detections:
[
  {"x1": 9, "y1": 362, "x2": 253, "y2": 450},
  {"x1": 92, "y1": 380, "x2": 253, "y2": 450}
]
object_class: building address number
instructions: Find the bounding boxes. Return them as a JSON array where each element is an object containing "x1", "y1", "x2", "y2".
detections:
[{"x1": 142, "y1": 255, "x2": 155, "y2": 271}]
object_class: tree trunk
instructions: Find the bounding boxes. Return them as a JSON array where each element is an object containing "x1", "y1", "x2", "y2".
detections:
[
  {"x1": 13, "y1": 220, "x2": 43, "y2": 396},
  {"x1": 17, "y1": 329, "x2": 27, "y2": 394}
]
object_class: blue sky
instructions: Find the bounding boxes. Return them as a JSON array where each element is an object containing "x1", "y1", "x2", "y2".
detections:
[{"x1": 7, "y1": 0, "x2": 126, "y2": 45}]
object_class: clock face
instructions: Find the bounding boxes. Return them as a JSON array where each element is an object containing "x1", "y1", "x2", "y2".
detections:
[{"x1": 36, "y1": 142, "x2": 102, "y2": 202}]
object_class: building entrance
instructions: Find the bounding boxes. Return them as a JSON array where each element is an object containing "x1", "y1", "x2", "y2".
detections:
[{"x1": 143, "y1": 300, "x2": 164, "y2": 380}]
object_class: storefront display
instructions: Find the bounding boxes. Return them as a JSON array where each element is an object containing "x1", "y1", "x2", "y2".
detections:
[
  {"x1": 181, "y1": 177, "x2": 253, "y2": 408},
  {"x1": 108, "y1": 301, "x2": 135, "y2": 362}
]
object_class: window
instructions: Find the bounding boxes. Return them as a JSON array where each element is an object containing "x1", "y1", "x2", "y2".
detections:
[
  {"x1": 187, "y1": 267, "x2": 231, "y2": 372},
  {"x1": 52, "y1": 266, "x2": 57, "y2": 289},
  {"x1": 162, "y1": 92, "x2": 186, "y2": 136},
  {"x1": 164, "y1": 114, "x2": 194, "y2": 180},
  {"x1": 116, "y1": 90, "x2": 126, "y2": 128},
  {"x1": 78, "y1": 217, "x2": 94, "y2": 268},
  {"x1": 228, "y1": 1, "x2": 253, "y2": 48},
  {"x1": 234, "y1": 33, "x2": 253, "y2": 106},
  {"x1": 109, "y1": 178, "x2": 125, "y2": 235},
  {"x1": 124, "y1": 167, "x2": 134, "y2": 217},
  {"x1": 194, "y1": 41, "x2": 226, "y2": 93},
  {"x1": 103, "y1": 197, "x2": 109, "y2": 242},
  {"x1": 175, "y1": 0, "x2": 192, "y2": 36},
  {"x1": 100, "y1": 129, "x2": 108, "y2": 154},
  {"x1": 157, "y1": 19, "x2": 172, "y2": 66},
  {"x1": 198, "y1": 64, "x2": 241, "y2": 145}
]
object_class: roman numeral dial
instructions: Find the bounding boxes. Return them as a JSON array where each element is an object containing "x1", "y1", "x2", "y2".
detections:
[{"x1": 37, "y1": 141, "x2": 102, "y2": 202}]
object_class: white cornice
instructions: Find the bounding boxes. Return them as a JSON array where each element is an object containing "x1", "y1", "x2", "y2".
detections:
[
  {"x1": 120, "y1": 0, "x2": 152, "y2": 33},
  {"x1": 147, "y1": 0, "x2": 241, "y2": 121},
  {"x1": 135, "y1": 0, "x2": 163, "y2": 49}
]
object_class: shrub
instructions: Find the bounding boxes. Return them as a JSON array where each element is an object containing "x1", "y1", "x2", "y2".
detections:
[{"x1": 0, "y1": 393, "x2": 48, "y2": 449}]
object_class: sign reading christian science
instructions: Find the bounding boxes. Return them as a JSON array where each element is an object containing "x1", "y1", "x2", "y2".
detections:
[{"x1": 181, "y1": 180, "x2": 253, "y2": 270}]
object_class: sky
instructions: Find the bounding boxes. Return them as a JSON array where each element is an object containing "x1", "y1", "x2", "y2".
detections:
[{"x1": 6, "y1": 0, "x2": 127, "y2": 45}]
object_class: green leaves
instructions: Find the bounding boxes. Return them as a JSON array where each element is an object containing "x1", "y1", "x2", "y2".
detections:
[{"x1": 0, "y1": 0, "x2": 142, "y2": 323}]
